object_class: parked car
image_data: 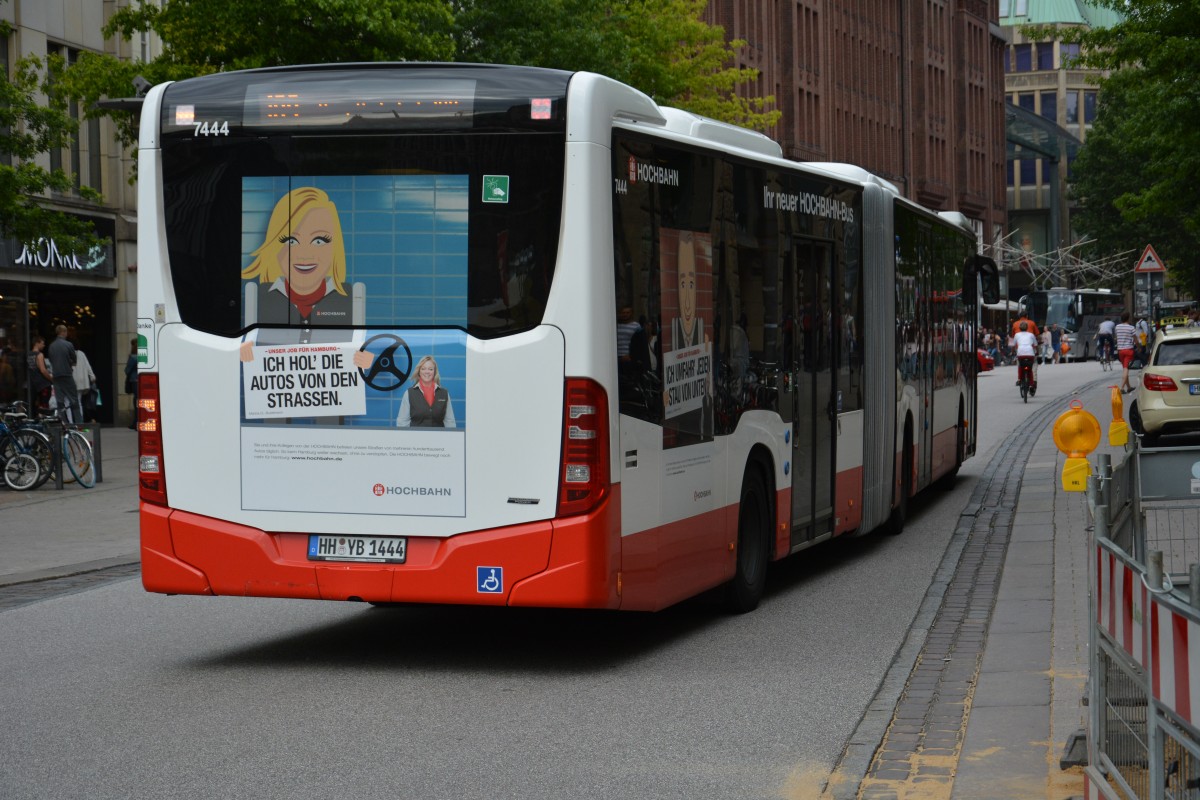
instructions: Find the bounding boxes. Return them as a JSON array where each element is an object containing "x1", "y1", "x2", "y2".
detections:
[
  {"x1": 976, "y1": 348, "x2": 995, "y2": 372},
  {"x1": 1129, "y1": 328, "x2": 1200, "y2": 446}
]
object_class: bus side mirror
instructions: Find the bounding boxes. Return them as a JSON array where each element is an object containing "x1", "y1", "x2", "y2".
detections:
[{"x1": 963, "y1": 255, "x2": 1000, "y2": 306}]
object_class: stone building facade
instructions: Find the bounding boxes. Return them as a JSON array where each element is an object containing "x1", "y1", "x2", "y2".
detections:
[{"x1": 705, "y1": 0, "x2": 1008, "y2": 245}]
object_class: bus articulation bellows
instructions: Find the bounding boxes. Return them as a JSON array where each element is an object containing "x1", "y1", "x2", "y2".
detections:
[{"x1": 135, "y1": 63, "x2": 997, "y2": 613}]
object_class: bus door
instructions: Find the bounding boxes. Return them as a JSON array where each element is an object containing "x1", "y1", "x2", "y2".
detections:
[{"x1": 786, "y1": 237, "x2": 836, "y2": 544}]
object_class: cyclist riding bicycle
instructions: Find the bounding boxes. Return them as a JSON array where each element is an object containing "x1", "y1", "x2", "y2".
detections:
[
  {"x1": 1095, "y1": 318, "x2": 1116, "y2": 363},
  {"x1": 1014, "y1": 321, "x2": 1039, "y2": 396}
]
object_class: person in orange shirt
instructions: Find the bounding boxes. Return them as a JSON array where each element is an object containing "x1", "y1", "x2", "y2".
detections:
[{"x1": 1011, "y1": 315, "x2": 1040, "y2": 338}]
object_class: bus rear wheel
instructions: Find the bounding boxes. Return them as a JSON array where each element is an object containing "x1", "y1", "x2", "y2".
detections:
[{"x1": 726, "y1": 468, "x2": 770, "y2": 613}]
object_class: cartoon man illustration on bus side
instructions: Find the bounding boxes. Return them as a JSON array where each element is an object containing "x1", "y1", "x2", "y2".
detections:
[{"x1": 671, "y1": 231, "x2": 706, "y2": 350}]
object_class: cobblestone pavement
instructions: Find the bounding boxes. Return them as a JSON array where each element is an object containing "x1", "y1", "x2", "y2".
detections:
[
  {"x1": 824, "y1": 380, "x2": 1114, "y2": 800},
  {"x1": 0, "y1": 562, "x2": 140, "y2": 612}
]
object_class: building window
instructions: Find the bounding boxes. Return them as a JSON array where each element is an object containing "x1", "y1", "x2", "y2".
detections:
[
  {"x1": 1062, "y1": 43, "x2": 1081, "y2": 68},
  {"x1": 1084, "y1": 91, "x2": 1098, "y2": 124},
  {"x1": 1037, "y1": 43, "x2": 1054, "y2": 71},
  {"x1": 1013, "y1": 44, "x2": 1032, "y2": 72},
  {"x1": 1003, "y1": 48, "x2": 1011, "y2": 73},
  {"x1": 1000, "y1": 0, "x2": 1029, "y2": 15},
  {"x1": 44, "y1": 43, "x2": 96, "y2": 197},
  {"x1": 1020, "y1": 158, "x2": 1036, "y2": 185},
  {"x1": 1018, "y1": 92, "x2": 1035, "y2": 112},
  {"x1": 0, "y1": 34, "x2": 9, "y2": 169},
  {"x1": 1007, "y1": 159, "x2": 1014, "y2": 187},
  {"x1": 88, "y1": 117, "x2": 102, "y2": 193},
  {"x1": 1040, "y1": 91, "x2": 1057, "y2": 121},
  {"x1": 1065, "y1": 91, "x2": 1079, "y2": 125}
]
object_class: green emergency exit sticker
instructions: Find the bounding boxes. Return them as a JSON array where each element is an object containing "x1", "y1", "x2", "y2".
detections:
[{"x1": 483, "y1": 175, "x2": 509, "y2": 203}]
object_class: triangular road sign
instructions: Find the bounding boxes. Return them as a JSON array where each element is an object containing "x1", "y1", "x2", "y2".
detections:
[{"x1": 1134, "y1": 244, "x2": 1166, "y2": 273}]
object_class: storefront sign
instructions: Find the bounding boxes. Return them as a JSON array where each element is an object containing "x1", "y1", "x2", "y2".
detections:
[{"x1": 0, "y1": 215, "x2": 116, "y2": 278}]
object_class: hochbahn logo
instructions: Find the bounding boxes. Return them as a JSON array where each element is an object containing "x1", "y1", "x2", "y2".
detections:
[
  {"x1": 372, "y1": 483, "x2": 452, "y2": 497},
  {"x1": 627, "y1": 157, "x2": 680, "y2": 187}
]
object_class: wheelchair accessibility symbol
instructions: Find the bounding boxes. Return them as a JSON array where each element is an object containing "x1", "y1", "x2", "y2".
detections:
[{"x1": 477, "y1": 566, "x2": 503, "y2": 594}]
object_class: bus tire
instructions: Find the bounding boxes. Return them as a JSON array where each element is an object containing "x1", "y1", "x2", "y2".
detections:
[
  {"x1": 886, "y1": 421, "x2": 913, "y2": 535},
  {"x1": 726, "y1": 466, "x2": 770, "y2": 613}
]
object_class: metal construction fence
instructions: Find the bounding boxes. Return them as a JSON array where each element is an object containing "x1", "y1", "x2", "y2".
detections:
[{"x1": 1085, "y1": 444, "x2": 1200, "y2": 800}]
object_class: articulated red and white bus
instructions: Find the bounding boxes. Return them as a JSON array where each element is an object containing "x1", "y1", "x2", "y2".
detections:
[{"x1": 135, "y1": 63, "x2": 996, "y2": 612}]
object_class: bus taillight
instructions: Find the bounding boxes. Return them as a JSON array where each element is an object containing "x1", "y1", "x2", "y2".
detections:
[
  {"x1": 557, "y1": 378, "x2": 610, "y2": 517},
  {"x1": 137, "y1": 373, "x2": 168, "y2": 506}
]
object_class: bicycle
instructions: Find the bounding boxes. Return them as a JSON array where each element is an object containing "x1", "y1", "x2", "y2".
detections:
[
  {"x1": 0, "y1": 407, "x2": 55, "y2": 489},
  {"x1": 0, "y1": 412, "x2": 53, "y2": 491},
  {"x1": 2, "y1": 403, "x2": 95, "y2": 488},
  {"x1": 1016, "y1": 355, "x2": 1036, "y2": 403},
  {"x1": 1096, "y1": 336, "x2": 1115, "y2": 371}
]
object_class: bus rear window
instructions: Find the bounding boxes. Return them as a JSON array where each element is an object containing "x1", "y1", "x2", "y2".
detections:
[{"x1": 159, "y1": 131, "x2": 564, "y2": 340}]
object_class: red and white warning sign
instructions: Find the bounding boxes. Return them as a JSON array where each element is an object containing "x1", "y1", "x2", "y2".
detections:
[{"x1": 1134, "y1": 244, "x2": 1166, "y2": 273}]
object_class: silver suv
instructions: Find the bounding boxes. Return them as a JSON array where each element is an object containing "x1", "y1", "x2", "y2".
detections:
[{"x1": 1131, "y1": 328, "x2": 1200, "y2": 445}]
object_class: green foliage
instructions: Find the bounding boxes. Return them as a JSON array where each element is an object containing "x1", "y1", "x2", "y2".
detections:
[
  {"x1": 60, "y1": 0, "x2": 778, "y2": 158},
  {"x1": 1029, "y1": 0, "x2": 1200, "y2": 295},
  {"x1": 103, "y1": 0, "x2": 456, "y2": 71},
  {"x1": 456, "y1": 0, "x2": 780, "y2": 130},
  {"x1": 62, "y1": 0, "x2": 458, "y2": 148},
  {"x1": 0, "y1": 52, "x2": 105, "y2": 253}
]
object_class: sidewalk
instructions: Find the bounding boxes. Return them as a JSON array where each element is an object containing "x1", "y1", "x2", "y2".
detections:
[
  {"x1": 952, "y1": 399, "x2": 1101, "y2": 800},
  {"x1": 0, "y1": 425, "x2": 141, "y2": 586},
  {"x1": 831, "y1": 376, "x2": 1125, "y2": 800}
]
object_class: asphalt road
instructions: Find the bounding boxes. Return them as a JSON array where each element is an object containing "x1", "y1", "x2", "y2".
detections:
[{"x1": 0, "y1": 360, "x2": 1118, "y2": 800}]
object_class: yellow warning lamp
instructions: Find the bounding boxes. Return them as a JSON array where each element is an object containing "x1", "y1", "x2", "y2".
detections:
[
  {"x1": 1053, "y1": 400, "x2": 1101, "y2": 491},
  {"x1": 1108, "y1": 385, "x2": 1129, "y2": 447}
]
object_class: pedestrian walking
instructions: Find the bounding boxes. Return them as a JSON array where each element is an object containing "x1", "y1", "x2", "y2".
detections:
[
  {"x1": 1049, "y1": 324, "x2": 1062, "y2": 365},
  {"x1": 125, "y1": 337, "x2": 139, "y2": 429},
  {"x1": 27, "y1": 336, "x2": 54, "y2": 414},
  {"x1": 1115, "y1": 312, "x2": 1138, "y2": 394},
  {"x1": 72, "y1": 345, "x2": 98, "y2": 422},
  {"x1": 46, "y1": 324, "x2": 82, "y2": 423}
]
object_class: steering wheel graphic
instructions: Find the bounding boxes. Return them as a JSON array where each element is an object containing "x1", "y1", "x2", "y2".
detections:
[{"x1": 358, "y1": 334, "x2": 413, "y2": 392}]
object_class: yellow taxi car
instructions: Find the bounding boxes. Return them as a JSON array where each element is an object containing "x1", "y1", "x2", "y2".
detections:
[{"x1": 1130, "y1": 327, "x2": 1200, "y2": 445}]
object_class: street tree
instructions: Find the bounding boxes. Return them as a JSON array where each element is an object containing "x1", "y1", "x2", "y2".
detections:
[
  {"x1": 61, "y1": 0, "x2": 458, "y2": 149},
  {"x1": 455, "y1": 0, "x2": 780, "y2": 131},
  {"x1": 1033, "y1": 0, "x2": 1200, "y2": 296},
  {"x1": 64, "y1": 0, "x2": 777, "y2": 146},
  {"x1": 0, "y1": 20, "x2": 105, "y2": 254}
]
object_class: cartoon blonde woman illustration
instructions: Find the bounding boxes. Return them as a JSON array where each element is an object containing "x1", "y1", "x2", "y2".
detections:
[
  {"x1": 240, "y1": 186, "x2": 369, "y2": 364},
  {"x1": 244, "y1": 187, "x2": 351, "y2": 326}
]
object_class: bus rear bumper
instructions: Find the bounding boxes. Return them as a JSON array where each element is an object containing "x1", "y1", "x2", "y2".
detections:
[{"x1": 139, "y1": 494, "x2": 621, "y2": 608}]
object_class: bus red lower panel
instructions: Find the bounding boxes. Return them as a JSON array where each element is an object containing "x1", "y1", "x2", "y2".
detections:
[
  {"x1": 139, "y1": 495, "x2": 621, "y2": 608},
  {"x1": 619, "y1": 503, "x2": 735, "y2": 612},
  {"x1": 931, "y1": 426, "x2": 958, "y2": 483},
  {"x1": 834, "y1": 466, "x2": 864, "y2": 536},
  {"x1": 141, "y1": 503, "x2": 213, "y2": 595}
]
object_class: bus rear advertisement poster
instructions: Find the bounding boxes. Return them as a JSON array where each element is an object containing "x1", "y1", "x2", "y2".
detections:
[{"x1": 235, "y1": 175, "x2": 469, "y2": 516}]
